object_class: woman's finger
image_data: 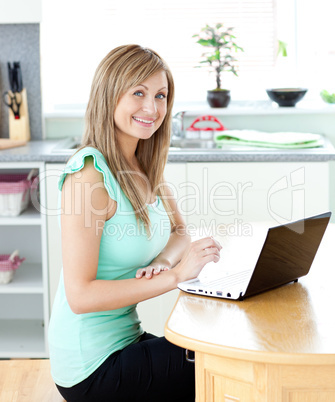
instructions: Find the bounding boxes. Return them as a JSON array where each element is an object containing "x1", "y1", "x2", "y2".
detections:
[
  {"x1": 202, "y1": 252, "x2": 220, "y2": 265},
  {"x1": 201, "y1": 246, "x2": 221, "y2": 260},
  {"x1": 136, "y1": 269, "x2": 146, "y2": 279},
  {"x1": 192, "y1": 237, "x2": 222, "y2": 253},
  {"x1": 136, "y1": 265, "x2": 169, "y2": 279},
  {"x1": 153, "y1": 266, "x2": 169, "y2": 275},
  {"x1": 145, "y1": 267, "x2": 154, "y2": 278}
]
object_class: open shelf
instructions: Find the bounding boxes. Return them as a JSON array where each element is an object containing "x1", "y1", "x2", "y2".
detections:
[
  {"x1": 0, "y1": 205, "x2": 41, "y2": 226},
  {"x1": 0, "y1": 264, "x2": 43, "y2": 294},
  {"x1": 0, "y1": 319, "x2": 46, "y2": 358},
  {"x1": 0, "y1": 162, "x2": 49, "y2": 359}
]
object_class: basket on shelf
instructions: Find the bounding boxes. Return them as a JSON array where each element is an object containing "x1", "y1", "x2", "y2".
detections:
[
  {"x1": 0, "y1": 169, "x2": 38, "y2": 216},
  {"x1": 0, "y1": 250, "x2": 25, "y2": 284}
]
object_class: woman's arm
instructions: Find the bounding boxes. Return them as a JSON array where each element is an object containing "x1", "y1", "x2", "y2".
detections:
[
  {"x1": 136, "y1": 183, "x2": 191, "y2": 279},
  {"x1": 61, "y1": 159, "x2": 221, "y2": 314}
]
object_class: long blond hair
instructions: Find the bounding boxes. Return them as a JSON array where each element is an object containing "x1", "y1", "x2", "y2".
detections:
[{"x1": 81, "y1": 44, "x2": 175, "y2": 233}]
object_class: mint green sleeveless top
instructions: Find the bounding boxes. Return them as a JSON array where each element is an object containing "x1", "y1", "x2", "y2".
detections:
[{"x1": 48, "y1": 147, "x2": 171, "y2": 387}]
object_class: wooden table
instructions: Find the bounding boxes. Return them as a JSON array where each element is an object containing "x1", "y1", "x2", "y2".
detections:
[{"x1": 165, "y1": 224, "x2": 335, "y2": 402}]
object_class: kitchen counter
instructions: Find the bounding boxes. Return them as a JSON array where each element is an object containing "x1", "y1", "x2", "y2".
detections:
[
  {"x1": 0, "y1": 138, "x2": 335, "y2": 163},
  {"x1": 0, "y1": 140, "x2": 62, "y2": 162}
]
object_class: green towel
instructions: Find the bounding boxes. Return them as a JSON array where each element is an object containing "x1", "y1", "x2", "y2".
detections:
[{"x1": 215, "y1": 130, "x2": 324, "y2": 149}]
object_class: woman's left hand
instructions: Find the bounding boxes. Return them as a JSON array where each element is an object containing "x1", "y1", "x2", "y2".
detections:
[{"x1": 136, "y1": 265, "x2": 169, "y2": 279}]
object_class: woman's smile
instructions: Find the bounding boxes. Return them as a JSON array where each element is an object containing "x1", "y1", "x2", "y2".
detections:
[{"x1": 132, "y1": 116, "x2": 157, "y2": 127}]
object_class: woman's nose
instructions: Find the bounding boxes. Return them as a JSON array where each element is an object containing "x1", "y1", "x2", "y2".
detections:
[{"x1": 142, "y1": 97, "x2": 157, "y2": 114}]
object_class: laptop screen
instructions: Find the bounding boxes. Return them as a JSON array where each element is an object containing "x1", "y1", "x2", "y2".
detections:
[{"x1": 245, "y1": 212, "x2": 331, "y2": 298}]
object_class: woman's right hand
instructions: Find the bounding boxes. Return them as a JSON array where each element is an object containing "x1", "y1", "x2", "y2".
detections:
[{"x1": 173, "y1": 236, "x2": 222, "y2": 283}]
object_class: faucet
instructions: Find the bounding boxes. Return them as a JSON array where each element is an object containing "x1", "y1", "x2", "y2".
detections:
[{"x1": 172, "y1": 111, "x2": 186, "y2": 139}]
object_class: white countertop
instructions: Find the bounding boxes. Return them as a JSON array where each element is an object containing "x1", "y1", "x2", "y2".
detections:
[{"x1": 0, "y1": 138, "x2": 335, "y2": 163}]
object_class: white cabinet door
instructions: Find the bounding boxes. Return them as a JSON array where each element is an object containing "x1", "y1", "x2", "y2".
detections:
[
  {"x1": 0, "y1": 0, "x2": 41, "y2": 23},
  {"x1": 45, "y1": 163, "x2": 65, "y2": 311},
  {"x1": 186, "y1": 162, "x2": 329, "y2": 229}
]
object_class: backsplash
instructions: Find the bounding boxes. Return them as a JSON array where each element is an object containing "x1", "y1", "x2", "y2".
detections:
[{"x1": 0, "y1": 24, "x2": 42, "y2": 140}]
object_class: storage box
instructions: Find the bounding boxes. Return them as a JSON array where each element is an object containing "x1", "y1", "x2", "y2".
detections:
[
  {"x1": 0, "y1": 171, "x2": 37, "y2": 216},
  {"x1": 0, "y1": 251, "x2": 25, "y2": 284}
]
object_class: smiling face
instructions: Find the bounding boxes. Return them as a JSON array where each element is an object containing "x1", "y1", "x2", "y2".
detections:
[{"x1": 114, "y1": 70, "x2": 168, "y2": 145}]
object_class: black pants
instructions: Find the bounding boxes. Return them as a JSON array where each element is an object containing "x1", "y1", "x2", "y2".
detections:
[{"x1": 56, "y1": 332, "x2": 195, "y2": 402}]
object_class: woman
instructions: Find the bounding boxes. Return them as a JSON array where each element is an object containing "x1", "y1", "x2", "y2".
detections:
[{"x1": 48, "y1": 44, "x2": 221, "y2": 402}]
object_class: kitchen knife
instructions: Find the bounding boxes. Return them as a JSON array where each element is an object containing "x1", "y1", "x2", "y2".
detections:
[{"x1": 7, "y1": 62, "x2": 23, "y2": 93}]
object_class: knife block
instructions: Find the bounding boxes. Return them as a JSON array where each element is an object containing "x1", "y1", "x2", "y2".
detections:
[{"x1": 8, "y1": 88, "x2": 30, "y2": 141}]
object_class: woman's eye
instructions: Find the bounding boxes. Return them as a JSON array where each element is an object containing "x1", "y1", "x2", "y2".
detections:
[
  {"x1": 134, "y1": 91, "x2": 144, "y2": 97},
  {"x1": 156, "y1": 93, "x2": 166, "y2": 100}
]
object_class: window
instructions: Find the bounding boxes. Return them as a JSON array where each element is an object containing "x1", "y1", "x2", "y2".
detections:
[
  {"x1": 41, "y1": 0, "x2": 334, "y2": 112},
  {"x1": 41, "y1": 0, "x2": 278, "y2": 111},
  {"x1": 295, "y1": 0, "x2": 335, "y2": 96}
]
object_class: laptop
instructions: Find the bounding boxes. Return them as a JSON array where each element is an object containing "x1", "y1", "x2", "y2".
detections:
[{"x1": 178, "y1": 212, "x2": 331, "y2": 300}]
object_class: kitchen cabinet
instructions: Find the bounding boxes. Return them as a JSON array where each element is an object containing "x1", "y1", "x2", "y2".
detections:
[
  {"x1": 185, "y1": 162, "x2": 329, "y2": 228},
  {"x1": 0, "y1": 0, "x2": 41, "y2": 23},
  {"x1": 0, "y1": 162, "x2": 49, "y2": 358}
]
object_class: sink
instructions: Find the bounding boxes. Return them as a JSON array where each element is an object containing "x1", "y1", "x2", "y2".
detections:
[
  {"x1": 52, "y1": 137, "x2": 82, "y2": 154},
  {"x1": 169, "y1": 147, "x2": 223, "y2": 153},
  {"x1": 52, "y1": 137, "x2": 220, "y2": 155},
  {"x1": 169, "y1": 139, "x2": 217, "y2": 150}
]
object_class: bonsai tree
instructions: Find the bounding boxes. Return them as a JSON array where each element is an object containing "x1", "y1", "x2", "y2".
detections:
[{"x1": 193, "y1": 23, "x2": 244, "y2": 91}]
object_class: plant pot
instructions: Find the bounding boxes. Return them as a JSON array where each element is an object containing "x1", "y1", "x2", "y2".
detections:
[{"x1": 207, "y1": 89, "x2": 231, "y2": 108}]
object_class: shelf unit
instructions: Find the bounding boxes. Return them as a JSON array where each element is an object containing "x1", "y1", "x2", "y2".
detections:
[{"x1": 0, "y1": 161, "x2": 49, "y2": 358}]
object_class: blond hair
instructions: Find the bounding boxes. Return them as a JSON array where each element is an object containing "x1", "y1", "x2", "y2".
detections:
[{"x1": 81, "y1": 44, "x2": 175, "y2": 234}]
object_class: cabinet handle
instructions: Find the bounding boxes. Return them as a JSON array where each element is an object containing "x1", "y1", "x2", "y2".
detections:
[{"x1": 185, "y1": 349, "x2": 195, "y2": 363}]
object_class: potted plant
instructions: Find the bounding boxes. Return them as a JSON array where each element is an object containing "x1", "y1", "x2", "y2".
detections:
[{"x1": 193, "y1": 23, "x2": 243, "y2": 108}]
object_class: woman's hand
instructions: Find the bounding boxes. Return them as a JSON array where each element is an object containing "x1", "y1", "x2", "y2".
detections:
[
  {"x1": 173, "y1": 236, "x2": 222, "y2": 283},
  {"x1": 136, "y1": 265, "x2": 169, "y2": 279}
]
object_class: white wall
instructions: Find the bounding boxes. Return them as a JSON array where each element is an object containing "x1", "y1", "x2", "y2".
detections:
[{"x1": 0, "y1": 0, "x2": 41, "y2": 23}]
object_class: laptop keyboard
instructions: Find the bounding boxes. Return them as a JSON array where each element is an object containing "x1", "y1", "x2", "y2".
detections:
[{"x1": 199, "y1": 269, "x2": 252, "y2": 289}]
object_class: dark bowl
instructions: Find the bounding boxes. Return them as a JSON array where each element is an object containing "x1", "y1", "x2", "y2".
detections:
[{"x1": 266, "y1": 88, "x2": 308, "y2": 107}]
